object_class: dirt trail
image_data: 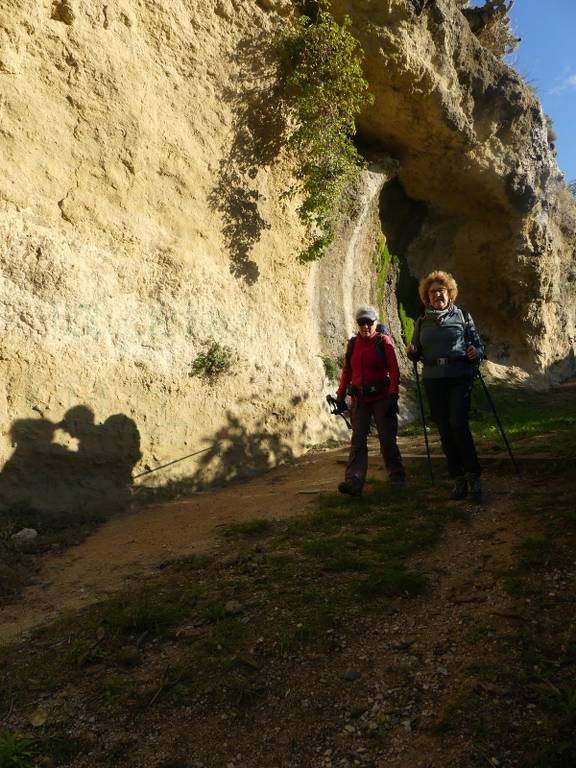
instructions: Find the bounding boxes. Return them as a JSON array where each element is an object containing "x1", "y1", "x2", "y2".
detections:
[
  {"x1": 0, "y1": 431, "x2": 527, "y2": 643},
  {"x1": 0, "y1": 445, "x2": 355, "y2": 640}
]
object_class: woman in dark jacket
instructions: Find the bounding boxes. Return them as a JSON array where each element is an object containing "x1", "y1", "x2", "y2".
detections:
[
  {"x1": 406, "y1": 270, "x2": 484, "y2": 501},
  {"x1": 335, "y1": 305, "x2": 405, "y2": 497}
]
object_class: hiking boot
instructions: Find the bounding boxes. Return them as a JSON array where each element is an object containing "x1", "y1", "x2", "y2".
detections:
[
  {"x1": 338, "y1": 481, "x2": 362, "y2": 497},
  {"x1": 466, "y1": 473, "x2": 482, "y2": 502},
  {"x1": 451, "y1": 475, "x2": 468, "y2": 500}
]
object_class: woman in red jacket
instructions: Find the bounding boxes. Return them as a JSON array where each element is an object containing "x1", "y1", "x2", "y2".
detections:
[{"x1": 334, "y1": 306, "x2": 405, "y2": 497}]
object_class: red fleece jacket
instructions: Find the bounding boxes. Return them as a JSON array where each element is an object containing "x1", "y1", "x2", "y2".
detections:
[{"x1": 336, "y1": 332, "x2": 400, "y2": 400}]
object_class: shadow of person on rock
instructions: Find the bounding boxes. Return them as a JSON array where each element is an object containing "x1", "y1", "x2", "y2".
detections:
[
  {"x1": 0, "y1": 417, "x2": 73, "y2": 522},
  {"x1": 59, "y1": 405, "x2": 142, "y2": 514},
  {"x1": 0, "y1": 406, "x2": 142, "y2": 529}
]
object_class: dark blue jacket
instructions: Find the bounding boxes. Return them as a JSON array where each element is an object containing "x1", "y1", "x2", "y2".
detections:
[{"x1": 408, "y1": 305, "x2": 484, "y2": 379}]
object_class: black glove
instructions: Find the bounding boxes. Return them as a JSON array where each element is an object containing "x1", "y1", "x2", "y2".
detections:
[
  {"x1": 334, "y1": 395, "x2": 347, "y2": 414},
  {"x1": 385, "y1": 393, "x2": 399, "y2": 416}
]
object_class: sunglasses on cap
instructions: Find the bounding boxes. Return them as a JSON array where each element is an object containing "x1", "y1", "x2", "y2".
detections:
[{"x1": 357, "y1": 318, "x2": 374, "y2": 326}]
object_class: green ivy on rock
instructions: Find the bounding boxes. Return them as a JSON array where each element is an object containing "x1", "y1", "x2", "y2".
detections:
[{"x1": 280, "y1": 1, "x2": 373, "y2": 261}]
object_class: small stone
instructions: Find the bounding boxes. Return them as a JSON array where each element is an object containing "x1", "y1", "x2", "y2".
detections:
[
  {"x1": 12, "y1": 528, "x2": 38, "y2": 541},
  {"x1": 117, "y1": 646, "x2": 141, "y2": 668},
  {"x1": 344, "y1": 669, "x2": 361, "y2": 682},
  {"x1": 224, "y1": 600, "x2": 243, "y2": 616}
]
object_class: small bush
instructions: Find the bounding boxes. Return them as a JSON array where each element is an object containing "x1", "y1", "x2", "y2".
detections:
[
  {"x1": 0, "y1": 732, "x2": 34, "y2": 768},
  {"x1": 399, "y1": 303, "x2": 415, "y2": 346},
  {"x1": 319, "y1": 354, "x2": 342, "y2": 382},
  {"x1": 191, "y1": 340, "x2": 236, "y2": 379}
]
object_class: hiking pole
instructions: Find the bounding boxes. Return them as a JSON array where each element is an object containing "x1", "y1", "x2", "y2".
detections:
[
  {"x1": 413, "y1": 361, "x2": 434, "y2": 480},
  {"x1": 326, "y1": 394, "x2": 352, "y2": 430},
  {"x1": 475, "y1": 366, "x2": 521, "y2": 477},
  {"x1": 133, "y1": 446, "x2": 214, "y2": 480}
]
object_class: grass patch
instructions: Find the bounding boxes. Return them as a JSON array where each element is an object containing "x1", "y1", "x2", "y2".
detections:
[
  {"x1": 469, "y1": 383, "x2": 576, "y2": 447},
  {"x1": 224, "y1": 519, "x2": 274, "y2": 537},
  {"x1": 98, "y1": 588, "x2": 199, "y2": 639},
  {"x1": 0, "y1": 732, "x2": 34, "y2": 768},
  {"x1": 515, "y1": 538, "x2": 557, "y2": 571}
]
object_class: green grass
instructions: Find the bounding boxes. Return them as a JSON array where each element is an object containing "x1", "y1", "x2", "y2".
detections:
[
  {"x1": 224, "y1": 519, "x2": 273, "y2": 537},
  {"x1": 97, "y1": 588, "x2": 200, "y2": 638},
  {"x1": 400, "y1": 379, "x2": 576, "y2": 465},
  {"x1": 469, "y1": 383, "x2": 576, "y2": 445},
  {"x1": 515, "y1": 537, "x2": 557, "y2": 571},
  {"x1": 0, "y1": 732, "x2": 34, "y2": 768}
]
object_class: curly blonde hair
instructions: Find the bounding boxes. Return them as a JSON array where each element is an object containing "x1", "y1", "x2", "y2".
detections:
[{"x1": 418, "y1": 270, "x2": 458, "y2": 305}]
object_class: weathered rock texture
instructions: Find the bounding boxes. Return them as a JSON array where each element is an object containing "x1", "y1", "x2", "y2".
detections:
[
  {"x1": 0, "y1": 0, "x2": 344, "y2": 507},
  {"x1": 0, "y1": 0, "x2": 574, "y2": 508},
  {"x1": 334, "y1": 0, "x2": 576, "y2": 374}
]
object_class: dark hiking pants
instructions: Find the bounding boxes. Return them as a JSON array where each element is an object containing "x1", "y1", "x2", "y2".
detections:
[
  {"x1": 345, "y1": 397, "x2": 405, "y2": 490},
  {"x1": 423, "y1": 376, "x2": 481, "y2": 478}
]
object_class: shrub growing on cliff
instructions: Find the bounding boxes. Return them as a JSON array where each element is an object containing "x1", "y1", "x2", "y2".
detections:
[
  {"x1": 319, "y1": 354, "x2": 343, "y2": 382},
  {"x1": 191, "y1": 340, "x2": 236, "y2": 380},
  {"x1": 460, "y1": 0, "x2": 520, "y2": 58},
  {"x1": 280, "y1": 1, "x2": 373, "y2": 261}
]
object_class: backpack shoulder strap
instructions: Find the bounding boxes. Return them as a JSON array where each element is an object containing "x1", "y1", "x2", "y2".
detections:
[
  {"x1": 458, "y1": 307, "x2": 472, "y2": 344},
  {"x1": 413, "y1": 315, "x2": 424, "y2": 347},
  {"x1": 346, "y1": 333, "x2": 390, "y2": 366},
  {"x1": 345, "y1": 336, "x2": 356, "y2": 365},
  {"x1": 375, "y1": 333, "x2": 388, "y2": 366}
]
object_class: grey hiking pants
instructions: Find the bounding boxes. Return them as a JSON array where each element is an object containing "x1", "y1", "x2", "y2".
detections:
[{"x1": 344, "y1": 397, "x2": 405, "y2": 490}]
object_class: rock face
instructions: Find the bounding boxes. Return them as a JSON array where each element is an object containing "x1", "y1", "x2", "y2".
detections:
[
  {"x1": 0, "y1": 0, "x2": 574, "y2": 506},
  {"x1": 334, "y1": 0, "x2": 576, "y2": 374},
  {"x1": 0, "y1": 0, "x2": 340, "y2": 505}
]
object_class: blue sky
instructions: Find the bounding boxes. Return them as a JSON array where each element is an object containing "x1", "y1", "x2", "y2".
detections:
[{"x1": 470, "y1": 1, "x2": 575, "y2": 181}]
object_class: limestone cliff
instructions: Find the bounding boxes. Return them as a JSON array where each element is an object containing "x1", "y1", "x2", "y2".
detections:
[
  {"x1": 334, "y1": 0, "x2": 576, "y2": 375},
  {"x1": 0, "y1": 0, "x2": 336, "y2": 505},
  {"x1": 0, "y1": 0, "x2": 574, "y2": 507}
]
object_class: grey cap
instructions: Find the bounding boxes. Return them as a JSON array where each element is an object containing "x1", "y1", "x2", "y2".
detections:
[{"x1": 355, "y1": 305, "x2": 378, "y2": 323}]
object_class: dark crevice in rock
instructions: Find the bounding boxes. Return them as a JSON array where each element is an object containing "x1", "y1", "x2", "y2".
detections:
[{"x1": 378, "y1": 178, "x2": 428, "y2": 324}]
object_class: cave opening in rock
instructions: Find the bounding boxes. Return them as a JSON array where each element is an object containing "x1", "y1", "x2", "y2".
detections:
[{"x1": 378, "y1": 178, "x2": 428, "y2": 342}]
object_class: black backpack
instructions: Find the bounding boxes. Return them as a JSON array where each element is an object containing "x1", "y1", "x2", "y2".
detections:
[{"x1": 345, "y1": 331, "x2": 389, "y2": 368}]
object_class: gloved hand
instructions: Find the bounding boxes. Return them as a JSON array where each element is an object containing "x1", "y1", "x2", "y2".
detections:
[
  {"x1": 334, "y1": 394, "x2": 347, "y2": 414},
  {"x1": 386, "y1": 393, "x2": 399, "y2": 416},
  {"x1": 466, "y1": 345, "x2": 480, "y2": 361}
]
